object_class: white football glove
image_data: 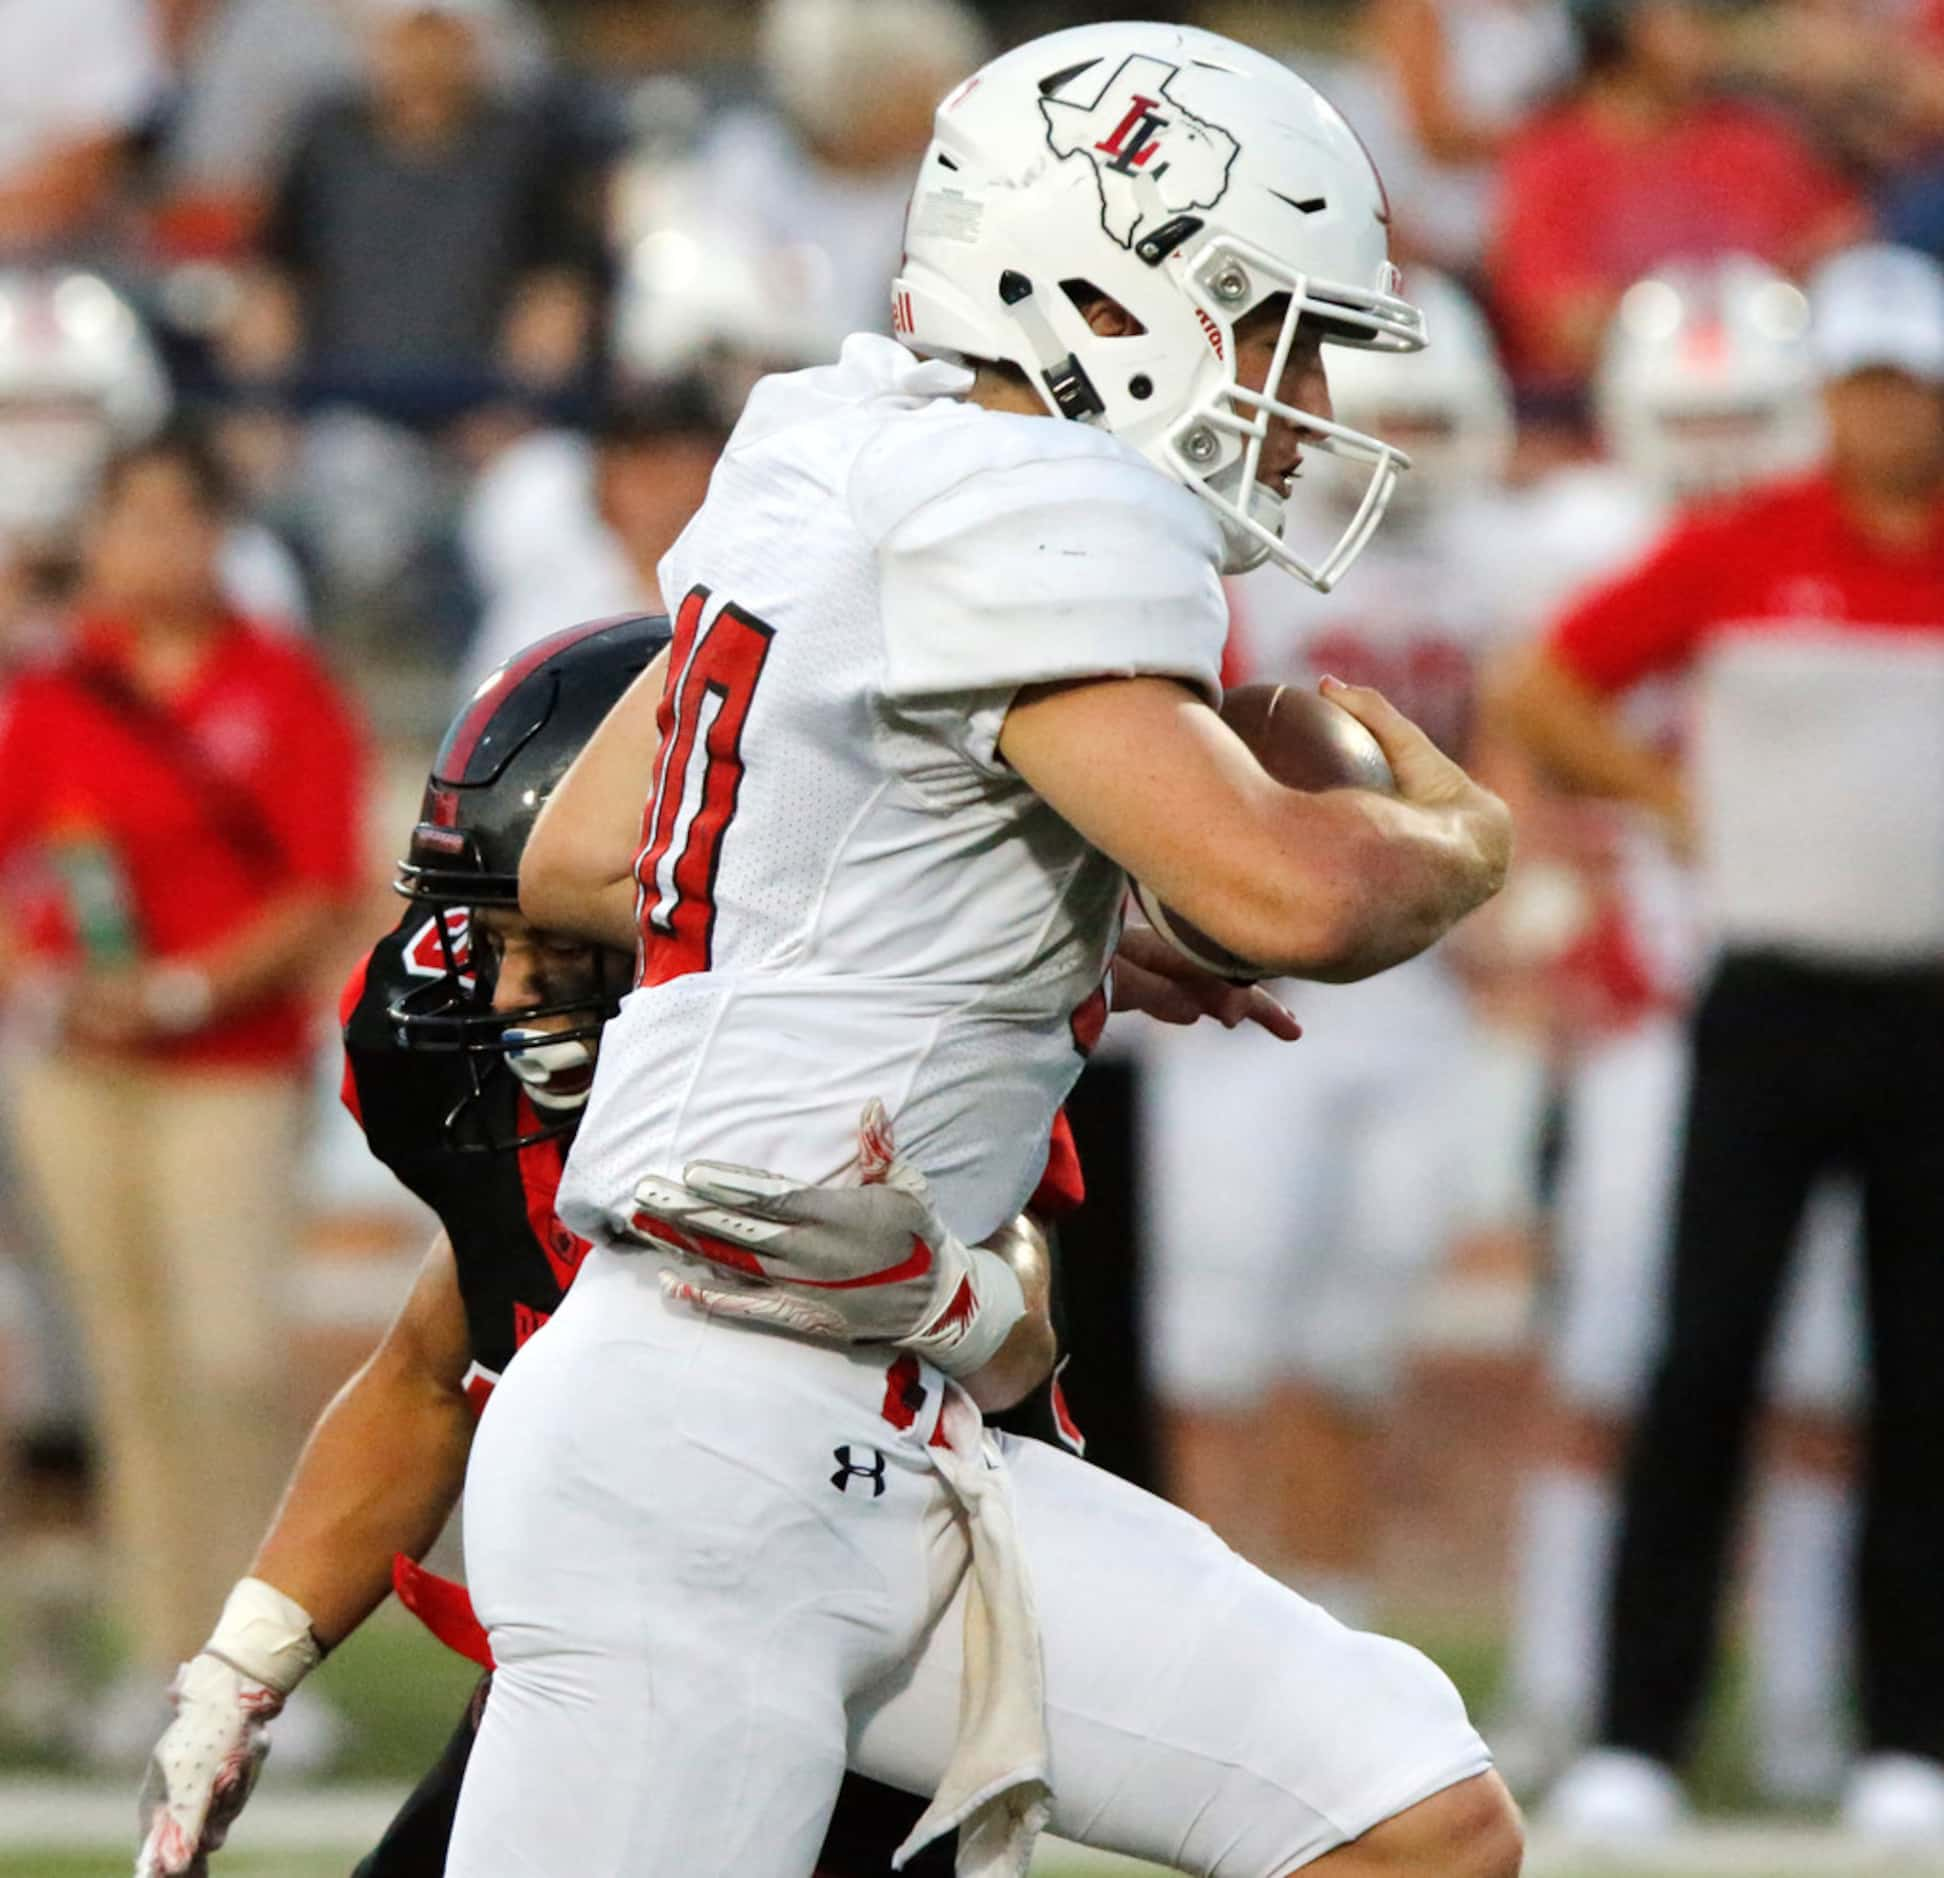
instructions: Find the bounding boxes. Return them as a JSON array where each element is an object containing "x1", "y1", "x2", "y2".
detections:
[
  {"x1": 626, "y1": 1100, "x2": 1026, "y2": 1379},
  {"x1": 134, "y1": 1579, "x2": 322, "y2": 1878}
]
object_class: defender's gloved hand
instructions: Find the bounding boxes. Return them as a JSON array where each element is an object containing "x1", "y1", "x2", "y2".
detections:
[
  {"x1": 135, "y1": 1579, "x2": 322, "y2": 1877},
  {"x1": 626, "y1": 1100, "x2": 1025, "y2": 1379}
]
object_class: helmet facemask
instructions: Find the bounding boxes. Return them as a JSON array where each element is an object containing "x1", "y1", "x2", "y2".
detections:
[
  {"x1": 1160, "y1": 237, "x2": 1422, "y2": 588},
  {"x1": 386, "y1": 905, "x2": 631, "y2": 1154}
]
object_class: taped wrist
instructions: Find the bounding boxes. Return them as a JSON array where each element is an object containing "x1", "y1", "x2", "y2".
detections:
[
  {"x1": 203, "y1": 1577, "x2": 323, "y2": 1696},
  {"x1": 918, "y1": 1245, "x2": 1027, "y2": 1379}
]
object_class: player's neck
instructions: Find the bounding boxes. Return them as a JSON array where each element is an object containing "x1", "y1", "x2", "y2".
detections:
[{"x1": 964, "y1": 362, "x2": 1052, "y2": 418}]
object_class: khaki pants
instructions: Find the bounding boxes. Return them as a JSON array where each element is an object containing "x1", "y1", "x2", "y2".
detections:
[{"x1": 4, "y1": 1055, "x2": 303, "y2": 1672}]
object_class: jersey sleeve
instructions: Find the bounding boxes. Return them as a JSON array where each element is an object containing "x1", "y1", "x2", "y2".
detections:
[
  {"x1": 855, "y1": 412, "x2": 1229, "y2": 769},
  {"x1": 1546, "y1": 508, "x2": 1731, "y2": 693}
]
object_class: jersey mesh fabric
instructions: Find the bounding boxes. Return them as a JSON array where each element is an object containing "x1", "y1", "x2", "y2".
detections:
[{"x1": 561, "y1": 334, "x2": 1228, "y2": 1245}]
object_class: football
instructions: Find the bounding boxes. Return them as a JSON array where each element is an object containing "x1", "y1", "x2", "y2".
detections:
[{"x1": 1134, "y1": 682, "x2": 1398, "y2": 981}]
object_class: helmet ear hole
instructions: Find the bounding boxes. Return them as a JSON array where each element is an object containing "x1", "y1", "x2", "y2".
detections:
[
  {"x1": 1129, "y1": 374, "x2": 1154, "y2": 400},
  {"x1": 1060, "y1": 278, "x2": 1145, "y2": 337}
]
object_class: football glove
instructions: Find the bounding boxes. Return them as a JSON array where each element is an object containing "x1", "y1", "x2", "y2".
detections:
[
  {"x1": 627, "y1": 1099, "x2": 1025, "y2": 1379},
  {"x1": 134, "y1": 1578, "x2": 322, "y2": 1878}
]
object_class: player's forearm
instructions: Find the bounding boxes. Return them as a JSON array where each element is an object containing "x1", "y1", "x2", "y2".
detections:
[
  {"x1": 1282, "y1": 786, "x2": 1510, "y2": 983},
  {"x1": 962, "y1": 1212, "x2": 1057, "y2": 1414},
  {"x1": 1489, "y1": 646, "x2": 1686, "y2": 824},
  {"x1": 249, "y1": 1345, "x2": 473, "y2": 1648},
  {"x1": 521, "y1": 647, "x2": 668, "y2": 950}
]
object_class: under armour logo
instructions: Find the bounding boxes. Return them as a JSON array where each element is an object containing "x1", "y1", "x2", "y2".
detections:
[{"x1": 831, "y1": 1445, "x2": 888, "y2": 1497}]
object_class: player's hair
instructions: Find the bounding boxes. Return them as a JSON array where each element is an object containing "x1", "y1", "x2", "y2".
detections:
[
  {"x1": 93, "y1": 420, "x2": 237, "y2": 521},
  {"x1": 593, "y1": 375, "x2": 731, "y2": 452}
]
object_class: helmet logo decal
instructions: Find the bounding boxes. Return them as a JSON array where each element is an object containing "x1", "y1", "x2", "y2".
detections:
[
  {"x1": 1195, "y1": 308, "x2": 1225, "y2": 359},
  {"x1": 404, "y1": 908, "x2": 474, "y2": 985},
  {"x1": 1041, "y1": 55, "x2": 1238, "y2": 250}
]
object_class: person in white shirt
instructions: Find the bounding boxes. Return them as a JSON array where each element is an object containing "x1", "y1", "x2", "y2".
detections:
[
  {"x1": 0, "y1": 0, "x2": 163, "y2": 260},
  {"x1": 458, "y1": 383, "x2": 726, "y2": 698},
  {"x1": 1139, "y1": 271, "x2": 1525, "y2": 1627},
  {"x1": 449, "y1": 25, "x2": 1518, "y2": 1878},
  {"x1": 1487, "y1": 257, "x2": 1865, "y2": 1807}
]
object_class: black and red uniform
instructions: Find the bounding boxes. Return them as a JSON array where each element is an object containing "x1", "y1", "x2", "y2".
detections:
[{"x1": 339, "y1": 908, "x2": 1086, "y2": 1877}]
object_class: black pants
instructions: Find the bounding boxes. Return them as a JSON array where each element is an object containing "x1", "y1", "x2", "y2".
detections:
[{"x1": 1601, "y1": 952, "x2": 1944, "y2": 1764}]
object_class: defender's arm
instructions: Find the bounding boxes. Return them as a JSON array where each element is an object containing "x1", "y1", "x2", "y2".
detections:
[
  {"x1": 250, "y1": 1231, "x2": 476, "y2": 1645},
  {"x1": 137, "y1": 1236, "x2": 477, "y2": 1875}
]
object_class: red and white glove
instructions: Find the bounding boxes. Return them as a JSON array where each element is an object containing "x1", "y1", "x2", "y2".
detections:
[
  {"x1": 626, "y1": 1100, "x2": 1026, "y2": 1379},
  {"x1": 134, "y1": 1578, "x2": 322, "y2": 1877}
]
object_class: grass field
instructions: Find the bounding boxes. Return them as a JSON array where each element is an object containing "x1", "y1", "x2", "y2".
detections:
[
  {"x1": 5, "y1": 1606, "x2": 1920, "y2": 1878},
  {"x1": 4, "y1": 1837, "x2": 1941, "y2": 1877}
]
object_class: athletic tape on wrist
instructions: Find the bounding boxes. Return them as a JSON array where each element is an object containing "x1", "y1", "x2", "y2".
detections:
[
  {"x1": 203, "y1": 1577, "x2": 323, "y2": 1695},
  {"x1": 923, "y1": 1247, "x2": 1027, "y2": 1379}
]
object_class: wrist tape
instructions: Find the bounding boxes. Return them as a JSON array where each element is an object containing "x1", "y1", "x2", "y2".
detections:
[
  {"x1": 922, "y1": 1246, "x2": 1027, "y2": 1379},
  {"x1": 203, "y1": 1577, "x2": 323, "y2": 1696}
]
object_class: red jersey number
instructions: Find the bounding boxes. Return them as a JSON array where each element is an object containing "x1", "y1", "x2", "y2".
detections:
[{"x1": 635, "y1": 585, "x2": 774, "y2": 987}]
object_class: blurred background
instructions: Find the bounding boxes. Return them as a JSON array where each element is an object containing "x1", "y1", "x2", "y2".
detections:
[{"x1": 0, "y1": 0, "x2": 1940, "y2": 1871}]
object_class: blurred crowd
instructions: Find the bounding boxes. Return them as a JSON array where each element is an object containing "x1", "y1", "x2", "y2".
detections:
[
  {"x1": 0, "y1": 0, "x2": 1936, "y2": 660},
  {"x1": 0, "y1": 0, "x2": 1941, "y2": 1848}
]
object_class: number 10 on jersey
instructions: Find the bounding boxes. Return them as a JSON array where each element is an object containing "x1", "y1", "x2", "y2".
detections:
[{"x1": 634, "y1": 585, "x2": 774, "y2": 987}]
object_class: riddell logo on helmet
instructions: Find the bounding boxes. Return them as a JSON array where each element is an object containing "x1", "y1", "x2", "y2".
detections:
[{"x1": 1041, "y1": 54, "x2": 1238, "y2": 249}]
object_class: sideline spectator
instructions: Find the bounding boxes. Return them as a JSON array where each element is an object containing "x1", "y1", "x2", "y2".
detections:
[
  {"x1": 0, "y1": 0, "x2": 164, "y2": 262},
  {"x1": 461, "y1": 381, "x2": 726, "y2": 691},
  {"x1": 1357, "y1": 0, "x2": 1578, "y2": 277},
  {"x1": 692, "y1": 0, "x2": 988, "y2": 342},
  {"x1": 1495, "y1": 244, "x2": 1944, "y2": 1843},
  {"x1": 0, "y1": 425, "x2": 366, "y2": 1762},
  {"x1": 219, "y1": 0, "x2": 601, "y2": 619},
  {"x1": 154, "y1": 0, "x2": 552, "y2": 260},
  {"x1": 1488, "y1": 0, "x2": 1866, "y2": 393},
  {"x1": 0, "y1": 269, "x2": 309, "y2": 638},
  {"x1": 227, "y1": 0, "x2": 597, "y2": 408}
]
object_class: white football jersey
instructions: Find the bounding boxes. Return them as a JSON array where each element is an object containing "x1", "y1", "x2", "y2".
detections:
[{"x1": 559, "y1": 334, "x2": 1228, "y2": 1245}]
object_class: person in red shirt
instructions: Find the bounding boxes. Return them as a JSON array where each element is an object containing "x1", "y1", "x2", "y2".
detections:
[
  {"x1": 0, "y1": 424, "x2": 366, "y2": 1757},
  {"x1": 1494, "y1": 244, "x2": 1944, "y2": 1841},
  {"x1": 1489, "y1": 0, "x2": 1866, "y2": 393}
]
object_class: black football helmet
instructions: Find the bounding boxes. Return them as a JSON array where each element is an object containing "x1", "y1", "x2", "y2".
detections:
[{"x1": 390, "y1": 612, "x2": 670, "y2": 1149}]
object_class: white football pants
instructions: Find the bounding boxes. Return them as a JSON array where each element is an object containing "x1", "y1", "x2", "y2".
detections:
[
  {"x1": 1141, "y1": 960, "x2": 1476, "y2": 1411},
  {"x1": 447, "y1": 1248, "x2": 1491, "y2": 1876}
]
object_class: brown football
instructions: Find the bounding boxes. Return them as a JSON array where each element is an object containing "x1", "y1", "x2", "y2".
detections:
[{"x1": 1134, "y1": 682, "x2": 1397, "y2": 980}]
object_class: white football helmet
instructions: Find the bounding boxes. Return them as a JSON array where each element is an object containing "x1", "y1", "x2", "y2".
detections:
[
  {"x1": 612, "y1": 223, "x2": 842, "y2": 409},
  {"x1": 1321, "y1": 267, "x2": 1512, "y2": 508},
  {"x1": 892, "y1": 22, "x2": 1426, "y2": 590},
  {"x1": 0, "y1": 271, "x2": 170, "y2": 543},
  {"x1": 1596, "y1": 255, "x2": 1823, "y2": 500},
  {"x1": 762, "y1": 0, "x2": 990, "y2": 151}
]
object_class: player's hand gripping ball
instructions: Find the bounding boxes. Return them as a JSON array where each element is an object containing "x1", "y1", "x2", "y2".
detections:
[{"x1": 1134, "y1": 681, "x2": 1396, "y2": 981}]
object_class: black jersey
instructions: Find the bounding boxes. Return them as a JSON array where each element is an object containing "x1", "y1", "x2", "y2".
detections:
[
  {"x1": 339, "y1": 905, "x2": 1085, "y2": 1451},
  {"x1": 340, "y1": 907, "x2": 590, "y2": 1402}
]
